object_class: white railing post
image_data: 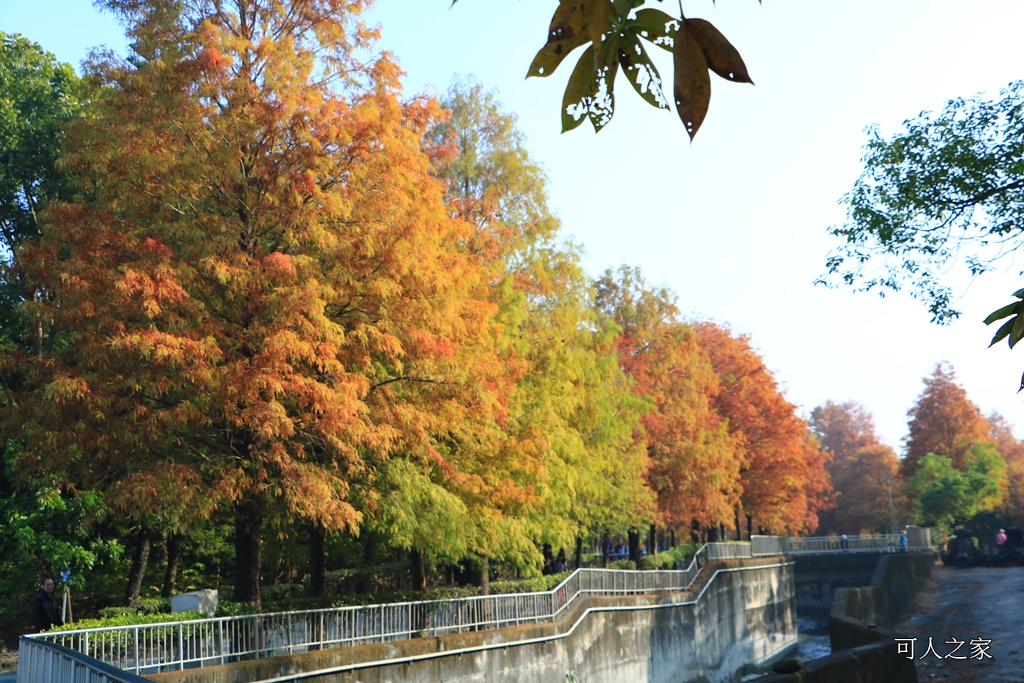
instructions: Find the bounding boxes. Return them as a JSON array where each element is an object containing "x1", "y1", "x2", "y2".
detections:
[{"x1": 132, "y1": 626, "x2": 139, "y2": 675}]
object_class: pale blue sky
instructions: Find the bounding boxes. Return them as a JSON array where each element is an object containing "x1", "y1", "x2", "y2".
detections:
[{"x1": 3, "y1": 0, "x2": 1023, "y2": 448}]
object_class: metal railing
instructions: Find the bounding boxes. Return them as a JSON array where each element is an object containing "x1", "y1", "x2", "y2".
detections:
[
  {"x1": 16, "y1": 638, "x2": 149, "y2": 683},
  {"x1": 785, "y1": 533, "x2": 922, "y2": 554},
  {"x1": 28, "y1": 531, "x2": 930, "y2": 680},
  {"x1": 751, "y1": 534, "x2": 788, "y2": 557},
  {"x1": 25, "y1": 541, "x2": 777, "y2": 675}
]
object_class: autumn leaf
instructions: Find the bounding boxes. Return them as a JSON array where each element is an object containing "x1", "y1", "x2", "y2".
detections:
[
  {"x1": 561, "y1": 42, "x2": 619, "y2": 133},
  {"x1": 686, "y1": 18, "x2": 753, "y2": 84},
  {"x1": 528, "y1": 0, "x2": 591, "y2": 78},
  {"x1": 630, "y1": 8, "x2": 678, "y2": 53},
  {"x1": 673, "y1": 20, "x2": 711, "y2": 140},
  {"x1": 618, "y1": 27, "x2": 669, "y2": 110}
]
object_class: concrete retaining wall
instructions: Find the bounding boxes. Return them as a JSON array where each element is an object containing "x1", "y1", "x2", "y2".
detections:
[
  {"x1": 791, "y1": 553, "x2": 883, "y2": 615},
  {"x1": 754, "y1": 551, "x2": 934, "y2": 683},
  {"x1": 148, "y1": 562, "x2": 797, "y2": 683}
]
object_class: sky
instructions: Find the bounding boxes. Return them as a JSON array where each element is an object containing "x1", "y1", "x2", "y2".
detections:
[{"x1": 2, "y1": 0, "x2": 1023, "y2": 449}]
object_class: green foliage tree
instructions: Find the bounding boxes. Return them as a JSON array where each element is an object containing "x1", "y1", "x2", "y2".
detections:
[
  {"x1": 909, "y1": 442, "x2": 1007, "y2": 530},
  {"x1": 821, "y1": 80, "x2": 1024, "y2": 385},
  {"x1": 0, "y1": 33, "x2": 82, "y2": 350},
  {"x1": 0, "y1": 442, "x2": 122, "y2": 632},
  {"x1": 822, "y1": 80, "x2": 1024, "y2": 323}
]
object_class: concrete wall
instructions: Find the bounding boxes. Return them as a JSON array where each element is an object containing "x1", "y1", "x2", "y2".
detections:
[
  {"x1": 753, "y1": 551, "x2": 934, "y2": 683},
  {"x1": 835, "y1": 553, "x2": 935, "y2": 632},
  {"x1": 791, "y1": 553, "x2": 884, "y2": 615},
  {"x1": 148, "y1": 562, "x2": 796, "y2": 683}
]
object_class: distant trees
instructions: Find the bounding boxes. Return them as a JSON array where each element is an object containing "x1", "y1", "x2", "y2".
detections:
[
  {"x1": 692, "y1": 321, "x2": 831, "y2": 536},
  {"x1": 903, "y1": 363, "x2": 993, "y2": 478},
  {"x1": 594, "y1": 267, "x2": 741, "y2": 542},
  {"x1": 809, "y1": 401, "x2": 901, "y2": 534},
  {"x1": 908, "y1": 443, "x2": 1006, "y2": 529}
]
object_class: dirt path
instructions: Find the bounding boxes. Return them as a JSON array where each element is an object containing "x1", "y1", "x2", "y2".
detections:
[{"x1": 899, "y1": 566, "x2": 1024, "y2": 682}]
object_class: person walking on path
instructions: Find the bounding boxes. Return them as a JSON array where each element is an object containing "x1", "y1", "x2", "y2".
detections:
[{"x1": 31, "y1": 578, "x2": 62, "y2": 632}]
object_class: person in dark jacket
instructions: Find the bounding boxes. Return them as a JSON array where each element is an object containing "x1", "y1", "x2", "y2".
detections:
[{"x1": 31, "y1": 578, "x2": 62, "y2": 632}]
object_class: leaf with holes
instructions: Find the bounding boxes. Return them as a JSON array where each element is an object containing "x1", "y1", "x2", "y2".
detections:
[
  {"x1": 673, "y1": 21, "x2": 711, "y2": 140},
  {"x1": 686, "y1": 18, "x2": 753, "y2": 84},
  {"x1": 562, "y1": 45, "x2": 598, "y2": 132},
  {"x1": 618, "y1": 32, "x2": 669, "y2": 110},
  {"x1": 561, "y1": 38, "x2": 620, "y2": 133},
  {"x1": 630, "y1": 8, "x2": 678, "y2": 53},
  {"x1": 528, "y1": 0, "x2": 591, "y2": 78}
]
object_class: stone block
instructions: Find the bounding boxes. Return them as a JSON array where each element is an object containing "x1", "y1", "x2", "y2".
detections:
[{"x1": 171, "y1": 589, "x2": 218, "y2": 616}]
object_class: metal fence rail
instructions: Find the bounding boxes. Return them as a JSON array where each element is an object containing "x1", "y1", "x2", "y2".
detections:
[
  {"x1": 26, "y1": 540, "x2": 776, "y2": 675},
  {"x1": 21, "y1": 533, "x2": 922, "y2": 678},
  {"x1": 785, "y1": 533, "x2": 924, "y2": 554},
  {"x1": 16, "y1": 638, "x2": 149, "y2": 683}
]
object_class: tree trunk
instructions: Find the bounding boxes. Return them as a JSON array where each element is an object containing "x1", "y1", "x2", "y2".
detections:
[
  {"x1": 747, "y1": 513, "x2": 754, "y2": 540},
  {"x1": 735, "y1": 509, "x2": 742, "y2": 541},
  {"x1": 410, "y1": 548, "x2": 426, "y2": 591},
  {"x1": 233, "y1": 498, "x2": 262, "y2": 608},
  {"x1": 670, "y1": 528, "x2": 676, "y2": 548},
  {"x1": 358, "y1": 532, "x2": 380, "y2": 595},
  {"x1": 628, "y1": 528, "x2": 641, "y2": 569},
  {"x1": 719, "y1": 523, "x2": 726, "y2": 542},
  {"x1": 690, "y1": 519, "x2": 701, "y2": 544},
  {"x1": 574, "y1": 536, "x2": 583, "y2": 570},
  {"x1": 308, "y1": 524, "x2": 326, "y2": 597},
  {"x1": 601, "y1": 530, "x2": 610, "y2": 568},
  {"x1": 161, "y1": 532, "x2": 182, "y2": 599},
  {"x1": 648, "y1": 523, "x2": 657, "y2": 555},
  {"x1": 476, "y1": 556, "x2": 490, "y2": 596},
  {"x1": 125, "y1": 528, "x2": 151, "y2": 608}
]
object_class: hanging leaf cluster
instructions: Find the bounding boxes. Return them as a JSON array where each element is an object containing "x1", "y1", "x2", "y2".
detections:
[
  {"x1": 984, "y1": 289, "x2": 1024, "y2": 391},
  {"x1": 522, "y1": 0, "x2": 753, "y2": 138}
]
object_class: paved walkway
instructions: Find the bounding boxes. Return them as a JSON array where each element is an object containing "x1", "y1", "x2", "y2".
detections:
[{"x1": 899, "y1": 565, "x2": 1024, "y2": 682}]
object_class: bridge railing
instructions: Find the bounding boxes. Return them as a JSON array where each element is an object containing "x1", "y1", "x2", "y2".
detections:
[
  {"x1": 16, "y1": 637, "x2": 150, "y2": 683},
  {"x1": 25, "y1": 540, "x2": 778, "y2": 675},
  {"x1": 786, "y1": 533, "x2": 916, "y2": 554},
  {"x1": 22, "y1": 533, "x2": 922, "y2": 677}
]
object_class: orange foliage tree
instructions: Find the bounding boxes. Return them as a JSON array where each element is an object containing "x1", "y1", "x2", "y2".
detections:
[
  {"x1": 989, "y1": 413, "x2": 1024, "y2": 526},
  {"x1": 809, "y1": 401, "x2": 901, "y2": 534},
  {"x1": 903, "y1": 362, "x2": 993, "y2": 479},
  {"x1": 9, "y1": 0, "x2": 504, "y2": 605},
  {"x1": 595, "y1": 267, "x2": 741, "y2": 543},
  {"x1": 694, "y1": 321, "x2": 832, "y2": 535}
]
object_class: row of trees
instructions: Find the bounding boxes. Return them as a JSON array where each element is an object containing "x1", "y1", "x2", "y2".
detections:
[
  {"x1": 811, "y1": 363, "x2": 1024, "y2": 537},
  {"x1": 0, "y1": 0, "x2": 830, "y2": 615}
]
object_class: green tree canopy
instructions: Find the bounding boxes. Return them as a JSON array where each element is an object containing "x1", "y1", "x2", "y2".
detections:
[
  {"x1": 909, "y1": 442, "x2": 1007, "y2": 529},
  {"x1": 0, "y1": 33, "x2": 82, "y2": 351},
  {"x1": 821, "y1": 80, "x2": 1024, "y2": 325}
]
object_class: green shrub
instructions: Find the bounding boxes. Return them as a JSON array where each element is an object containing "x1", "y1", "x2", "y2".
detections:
[
  {"x1": 51, "y1": 610, "x2": 205, "y2": 632},
  {"x1": 214, "y1": 600, "x2": 259, "y2": 617},
  {"x1": 261, "y1": 583, "x2": 303, "y2": 601}
]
